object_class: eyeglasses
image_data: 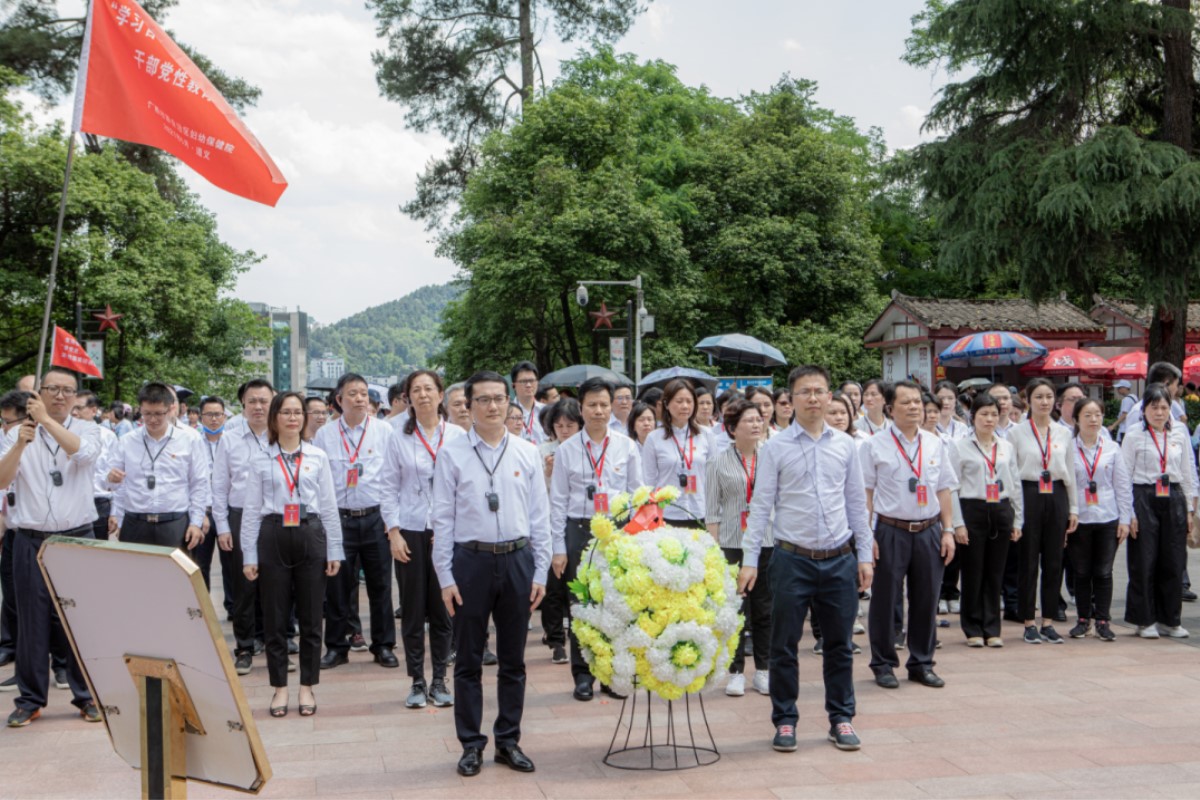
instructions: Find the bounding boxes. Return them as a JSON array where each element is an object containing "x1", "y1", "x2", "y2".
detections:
[
  {"x1": 278, "y1": 410, "x2": 305, "y2": 418},
  {"x1": 308, "y1": 410, "x2": 328, "y2": 417},
  {"x1": 201, "y1": 411, "x2": 226, "y2": 420},
  {"x1": 514, "y1": 379, "x2": 538, "y2": 386},
  {"x1": 41, "y1": 386, "x2": 77, "y2": 397},
  {"x1": 793, "y1": 389, "x2": 829, "y2": 399},
  {"x1": 473, "y1": 395, "x2": 509, "y2": 407},
  {"x1": 141, "y1": 411, "x2": 169, "y2": 421}
]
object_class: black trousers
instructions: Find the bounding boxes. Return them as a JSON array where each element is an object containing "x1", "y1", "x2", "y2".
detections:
[
  {"x1": 554, "y1": 520, "x2": 593, "y2": 683},
  {"x1": 258, "y1": 517, "x2": 326, "y2": 687},
  {"x1": 1018, "y1": 481, "x2": 1069, "y2": 622},
  {"x1": 768, "y1": 547, "x2": 857, "y2": 727},
  {"x1": 724, "y1": 546, "x2": 772, "y2": 673},
  {"x1": 958, "y1": 499, "x2": 1014, "y2": 640},
  {"x1": 12, "y1": 527, "x2": 92, "y2": 712},
  {"x1": 91, "y1": 497, "x2": 111, "y2": 542},
  {"x1": 228, "y1": 507, "x2": 261, "y2": 656},
  {"x1": 1126, "y1": 485, "x2": 1188, "y2": 628},
  {"x1": 219, "y1": 521, "x2": 237, "y2": 617},
  {"x1": 869, "y1": 521, "x2": 943, "y2": 674},
  {"x1": 190, "y1": 510, "x2": 218, "y2": 590},
  {"x1": 1068, "y1": 521, "x2": 1119, "y2": 622},
  {"x1": 0, "y1": 527, "x2": 17, "y2": 661},
  {"x1": 324, "y1": 511, "x2": 394, "y2": 655},
  {"x1": 397, "y1": 529, "x2": 451, "y2": 684},
  {"x1": 452, "y1": 543, "x2": 534, "y2": 750},
  {"x1": 940, "y1": 550, "x2": 962, "y2": 602},
  {"x1": 120, "y1": 514, "x2": 188, "y2": 548}
]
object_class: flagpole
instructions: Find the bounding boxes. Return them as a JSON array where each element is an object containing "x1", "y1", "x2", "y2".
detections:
[{"x1": 34, "y1": 133, "x2": 78, "y2": 389}]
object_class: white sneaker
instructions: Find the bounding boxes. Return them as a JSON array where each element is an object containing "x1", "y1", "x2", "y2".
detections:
[
  {"x1": 857, "y1": 604, "x2": 864, "y2": 618},
  {"x1": 1137, "y1": 624, "x2": 1160, "y2": 639},
  {"x1": 949, "y1": 599, "x2": 961, "y2": 614},
  {"x1": 853, "y1": 621, "x2": 865, "y2": 635},
  {"x1": 1160, "y1": 625, "x2": 1190, "y2": 638},
  {"x1": 937, "y1": 600, "x2": 949, "y2": 615},
  {"x1": 725, "y1": 673, "x2": 745, "y2": 696},
  {"x1": 752, "y1": 671, "x2": 769, "y2": 695}
]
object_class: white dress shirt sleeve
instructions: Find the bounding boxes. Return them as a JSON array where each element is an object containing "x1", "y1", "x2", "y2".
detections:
[
  {"x1": 431, "y1": 450, "x2": 459, "y2": 590},
  {"x1": 212, "y1": 442, "x2": 233, "y2": 535},
  {"x1": 1113, "y1": 448, "x2": 1134, "y2": 526},
  {"x1": 844, "y1": 440, "x2": 873, "y2": 562},
  {"x1": 1004, "y1": 447, "x2": 1024, "y2": 530},
  {"x1": 741, "y1": 440, "x2": 778, "y2": 569},
  {"x1": 549, "y1": 446, "x2": 570, "y2": 556},
  {"x1": 949, "y1": 441, "x2": 965, "y2": 529},
  {"x1": 186, "y1": 435, "x2": 210, "y2": 528},
  {"x1": 379, "y1": 432, "x2": 403, "y2": 532},
  {"x1": 240, "y1": 459, "x2": 265, "y2": 567},
  {"x1": 68, "y1": 422, "x2": 102, "y2": 467},
  {"x1": 528, "y1": 461, "x2": 552, "y2": 586}
]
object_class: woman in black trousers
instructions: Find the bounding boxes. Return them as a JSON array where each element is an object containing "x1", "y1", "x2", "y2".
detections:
[
  {"x1": 1121, "y1": 385, "x2": 1196, "y2": 639},
  {"x1": 241, "y1": 392, "x2": 344, "y2": 717},
  {"x1": 950, "y1": 393, "x2": 1023, "y2": 647}
]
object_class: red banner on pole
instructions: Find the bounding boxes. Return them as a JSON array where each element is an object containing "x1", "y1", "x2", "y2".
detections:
[
  {"x1": 51, "y1": 326, "x2": 103, "y2": 378},
  {"x1": 72, "y1": 1, "x2": 288, "y2": 207}
]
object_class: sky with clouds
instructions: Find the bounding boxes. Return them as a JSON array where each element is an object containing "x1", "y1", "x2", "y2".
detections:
[{"x1": 42, "y1": 0, "x2": 946, "y2": 326}]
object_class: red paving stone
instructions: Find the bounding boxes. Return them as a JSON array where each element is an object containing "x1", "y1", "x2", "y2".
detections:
[{"x1": 3, "y1": 563, "x2": 1200, "y2": 800}]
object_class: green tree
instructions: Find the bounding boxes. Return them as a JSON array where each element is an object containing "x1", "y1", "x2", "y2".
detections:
[
  {"x1": 904, "y1": 0, "x2": 1200, "y2": 365},
  {"x1": 367, "y1": 0, "x2": 647, "y2": 228}
]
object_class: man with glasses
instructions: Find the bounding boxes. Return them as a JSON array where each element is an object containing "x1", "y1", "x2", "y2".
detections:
[
  {"x1": 432, "y1": 371, "x2": 551, "y2": 777},
  {"x1": 0, "y1": 369, "x2": 103, "y2": 727},
  {"x1": 304, "y1": 396, "x2": 329, "y2": 442},
  {"x1": 510, "y1": 362, "x2": 547, "y2": 446},
  {"x1": 190, "y1": 396, "x2": 229, "y2": 595},
  {"x1": 101, "y1": 382, "x2": 208, "y2": 552},
  {"x1": 609, "y1": 385, "x2": 634, "y2": 433}
]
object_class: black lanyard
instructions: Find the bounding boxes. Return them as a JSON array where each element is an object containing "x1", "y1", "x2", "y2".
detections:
[
  {"x1": 471, "y1": 432, "x2": 511, "y2": 491},
  {"x1": 142, "y1": 427, "x2": 175, "y2": 473}
]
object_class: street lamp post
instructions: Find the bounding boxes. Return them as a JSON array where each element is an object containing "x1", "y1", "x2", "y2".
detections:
[{"x1": 575, "y1": 275, "x2": 646, "y2": 387}]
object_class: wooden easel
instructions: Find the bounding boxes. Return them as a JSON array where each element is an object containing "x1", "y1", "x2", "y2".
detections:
[{"x1": 125, "y1": 655, "x2": 206, "y2": 799}]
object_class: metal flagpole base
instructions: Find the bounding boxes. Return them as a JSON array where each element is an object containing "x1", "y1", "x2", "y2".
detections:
[{"x1": 603, "y1": 687, "x2": 720, "y2": 771}]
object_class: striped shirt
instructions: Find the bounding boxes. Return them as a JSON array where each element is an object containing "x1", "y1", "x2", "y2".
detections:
[{"x1": 705, "y1": 444, "x2": 774, "y2": 550}]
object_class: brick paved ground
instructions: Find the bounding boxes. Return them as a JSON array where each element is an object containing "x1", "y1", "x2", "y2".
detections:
[{"x1": 2, "y1": 548, "x2": 1199, "y2": 799}]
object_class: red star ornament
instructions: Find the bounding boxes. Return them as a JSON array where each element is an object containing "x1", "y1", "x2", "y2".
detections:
[
  {"x1": 94, "y1": 305, "x2": 123, "y2": 333},
  {"x1": 589, "y1": 301, "x2": 616, "y2": 330}
]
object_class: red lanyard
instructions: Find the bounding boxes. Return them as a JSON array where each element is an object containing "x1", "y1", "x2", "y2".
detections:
[
  {"x1": 338, "y1": 417, "x2": 369, "y2": 465},
  {"x1": 1148, "y1": 426, "x2": 1168, "y2": 474},
  {"x1": 523, "y1": 404, "x2": 536, "y2": 438},
  {"x1": 276, "y1": 451, "x2": 303, "y2": 498},
  {"x1": 739, "y1": 452, "x2": 757, "y2": 505},
  {"x1": 1030, "y1": 419, "x2": 1051, "y2": 471},
  {"x1": 973, "y1": 440, "x2": 998, "y2": 480},
  {"x1": 415, "y1": 422, "x2": 445, "y2": 464},
  {"x1": 889, "y1": 430, "x2": 922, "y2": 479},
  {"x1": 672, "y1": 430, "x2": 695, "y2": 471},
  {"x1": 1077, "y1": 441, "x2": 1102, "y2": 484},
  {"x1": 585, "y1": 435, "x2": 609, "y2": 488}
]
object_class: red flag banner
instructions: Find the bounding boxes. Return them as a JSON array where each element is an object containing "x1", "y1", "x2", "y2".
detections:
[
  {"x1": 51, "y1": 326, "x2": 103, "y2": 378},
  {"x1": 72, "y1": 1, "x2": 288, "y2": 206}
]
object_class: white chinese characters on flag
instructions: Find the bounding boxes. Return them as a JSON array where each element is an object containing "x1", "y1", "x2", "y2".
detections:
[
  {"x1": 72, "y1": 1, "x2": 288, "y2": 206},
  {"x1": 51, "y1": 327, "x2": 103, "y2": 379}
]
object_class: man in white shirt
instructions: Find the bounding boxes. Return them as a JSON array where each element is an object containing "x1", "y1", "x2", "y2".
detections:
[
  {"x1": 510, "y1": 361, "x2": 546, "y2": 445},
  {"x1": 444, "y1": 383, "x2": 471, "y2": 430},
  {"x1": 385, "y1": 382, "x2": 409, "y2": 429},
  {"x1": 609, "y1": 384, "x2": 634, "y2": 433},
  {"x1": 1111, "y1": 380, "x2": 1135, "y2": 441},
  {"x1": 0, "y1": 369, "x2": 103, "y2": 727}
]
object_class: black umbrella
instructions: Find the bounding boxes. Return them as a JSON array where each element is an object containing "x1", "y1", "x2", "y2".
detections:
[{"x1": 539, "y1": 364, "x2": 633, "y2": 388}]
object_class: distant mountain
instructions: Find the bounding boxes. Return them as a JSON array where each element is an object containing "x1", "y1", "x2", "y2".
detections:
[{"x1": 308, "y1": 283, "x2": 459, "y2": 376}]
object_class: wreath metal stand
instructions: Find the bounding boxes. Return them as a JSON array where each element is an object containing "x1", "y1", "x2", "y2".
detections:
[{"x1": 603, "y1": 684, "x2": 720, "y2": 771}]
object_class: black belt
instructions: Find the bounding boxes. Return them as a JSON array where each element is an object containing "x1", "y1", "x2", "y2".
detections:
[
  {"x1": 16, "y1": 525, "x2": 92, "y2": 541},
  {"x1": 876, "y1": 515, "x2": 940, "y2": 533},
  {"x1": 125, "y1": 511, "x2": 187, "y2": 524},
  {"x1": 264, "y1": 513, "x2": 318, "y2": 523},
  {"x1": 458, "y1": 539, "x2": 528, "y2": 554},
  {"x1": 339, "y1": 506, "x2": 380, "y2": 518},
  {"x1": 777, "y1": 541, "x2": 853, "y2": 560}
]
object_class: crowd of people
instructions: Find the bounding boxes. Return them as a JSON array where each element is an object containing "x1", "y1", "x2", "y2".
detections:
[{"x1": 0, "y1": 358, "x2": 1197, "y2": 772}]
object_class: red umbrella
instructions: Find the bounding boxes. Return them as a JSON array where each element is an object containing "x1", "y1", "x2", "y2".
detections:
[
  {"x1": 1184, "y1": 354, "x2": 1200, "y2": 383},
  {"x1": 1020, "y1": 348, "x2": 1114, "y2": 377},
  {"x1": 1109, "y1": 351, "x2": 1147, "y2": 379}
]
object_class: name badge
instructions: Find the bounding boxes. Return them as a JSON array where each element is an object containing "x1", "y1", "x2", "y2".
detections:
[
  {"x1": 594, "y1": 492, "x2": 609, "y2": 514},
  {"x1": 1156, "y1": 476, "x2": 1171, "y2": 498},
  {"x1": 1084, "y1": 481, "x2": 1099, "y2": 506},
  {"x1": 685, "y1": 474, "x2": 697, "y2": 495},
  {"x1": 740, "y1": 510, "x2": 749, "y2": 531},
  {"x1": 915, "y1": 484, "x2": 928, "y2": 507},
  {"x1": 985, "y1": 482, "x2": 1000, "y2": 503},
  {"x1": 283, "y1": 503, "x2": 300, "y2": 527},
  {"x1": 1038, "y1": 471, "x2": 1053, "y2": 494},
  {"x1": 346, "y1": 467, "x2": 359, "y2": 488}
]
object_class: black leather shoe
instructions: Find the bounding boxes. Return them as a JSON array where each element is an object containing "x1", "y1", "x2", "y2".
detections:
[
  {"x1": 0, "y1": 651, "x2": 14, "y2": 668},
  {"x1": 495, "y1": 745, "x2": 535, "y2": 772},
  {"x1": 573, "y1": 681, "x2": 594, "y2": 701},
  {"x1": 874, "y1": 671, "x2": 899, "y2": 689},
  {"x1": 457, "y1": 746, "x2": 483, "y2": 777},
  {"x1": 320, "y1": 650, "x2": 349, "y2": 670},
  {"x1": 908, "y1": 669, "x2": 945, "y2": 688},
  {"x1": 374, "y1": 648, "x2": 400, "y2": 668}
]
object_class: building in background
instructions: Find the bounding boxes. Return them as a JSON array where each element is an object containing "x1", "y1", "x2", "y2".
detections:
[
  {"x1": 309, "y1": 353, "x2": 346, "y2": 382},
  {"x1": 244, "y1": 303, "x2": 309, "y2": 393}
]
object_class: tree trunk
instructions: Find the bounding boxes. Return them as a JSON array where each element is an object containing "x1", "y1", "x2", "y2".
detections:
[
  {"x1": 518, "y1": 0, "x2": 535, "y2": 106},
  {"x1": 560, "y1": 290, "x2": 582, "y2": 365},
  {"x1": 1153, "y1": 0, "x2": 1193, "y2": 367}
]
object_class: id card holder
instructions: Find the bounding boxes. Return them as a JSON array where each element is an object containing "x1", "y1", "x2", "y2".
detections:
[
  {"x1": 594, "y1": 492, "x2": 609, "y2": 514},
  {"x1": 1085, "y1": 481, "x2": 1099, "y2": 506},
  {"x1": 915, "y1": 484, "x2": 929, "y2": 507},
  {"x1": 1038, "y1": 471, "x2": 1053, "y2": 494},
  {"x1": 685, "y1": 474, "x2": 698, "y2": 495},
  {"x1": 740, "y1": 510, "x2": 749, "y2": 531},
  {"x1": 985, "y1": 482, "x2": 1000, "y2": 503},
  {"x1": 346, "y1": 467, "x2": 359, "y2": 488},
  {"x1": 283, "y1": 503, "x2": 301, "y2": 527},
  {"x1": 1156, "y1": 475, "x2": 1171, "y2": 498}
]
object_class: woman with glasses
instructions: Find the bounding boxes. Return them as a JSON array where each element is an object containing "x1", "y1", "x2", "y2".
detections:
[
  {"x1": 241, "y1": 392, "x2": 344, "y2": 718},
  {"x1": 505, "y1": 402, "x2": 525, "y2": 438}
]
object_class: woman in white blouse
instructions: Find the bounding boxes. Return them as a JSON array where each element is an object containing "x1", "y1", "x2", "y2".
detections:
[
  {"x1": 935, "y1": 381, "x2": 970, "y2": 440},
  {"x1": 1068, "y1": 398, "x2": 1132, "y2": 642},
  {"x1": 642, "y1": 379, "x2": 715, "y2": 529},
  {"x1": 854, "y1": 379, "x2": 889, "y2": 437},
  {"x1": 241, "y1": 392, "x2": 344, "y2": 718},
  {"x1": 1007, "y1": 378, "x2": 1077, "y2": 645},
  {"x1": 1120, "y1": 384, "x2": 1197, "y2": 639},
  {"x1": 950, "y1": 394, "x2": 1023, "y2": 647}
]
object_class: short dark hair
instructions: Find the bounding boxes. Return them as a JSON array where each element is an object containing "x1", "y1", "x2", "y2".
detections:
[
  {"x1": 614, "y1": 384, "x2": 633, "y2": 398},
  {"x1": 969, "y1": 392, "x2": 1000, "y2": 423},
  {"x1": 304, "y1": 395, "x2": 327, "y2": 411},
  {"x1": 722, "y1": 398, "x2": 762, "y2": 434},
  {"x1": 886, "y1": 380, "x2": 923, "y2": 407},
  {"x1": 743, "y1": 385, "x2": 772, "y2": 404},
  {"x1": 542, "y1": 397, "x2": 583, "y2": 437},
  {"x1": 578, "y1": 377, "x2": 615, "y2": 403},
  {"x1": 243, "y1": 378, "x2": 275, "y2": 396},
  {"x1": 1025, "y1": 377, "x2": 1056, "y2": 400},
  {"x1": 0, "y1": 390, "x2": 32, "y2": 414},
  {"x1": 1056, "y1": 381, "x2": 1085, "y2": 400},
  {"x1": 137, "y1": 382, "x2": 174, "y2": 407},
  {"x1": 236, "y1": 381, "x2": 249, "y2": 402},
  {"x1": 934, "y1": 380, "x2": 957, "y2": 397},
  {"x1": 639, "y1": 386, "x2": 663, "y2": 407},
  {"x1": 337, "y1": 372, "x2": 368, "y2": 393},
  {"x1": 510, "y1": 361, "x2": 538, "y2": 383},
  {"x1": 41, "y1": 367, "x2": 78, "y2": 388},
  {"x1": 464, "y1": 370, "x2": 507, "y2": 405},
  {"x1": 1147, "y1": 361, "x2": 1182, "y2": 386},
  {"x1": 1142, "y1": 382, "x2": 1174, "y2": 424},
  {"x1": 388, "y1": 382, "x2": 406, "y2": 405},
  {"x1": 716, "y1": 389, "x2": 742, "y2": 412},
  {"x1": 788, "y1": 365, "x2": 831, "y2": 393},
  {"x1": 627, "y1": 402, "x2": 655, "y2": 440},
  {"x1": 267, "y1": 392, "x2": 307, "y2": 446},
  {"x1": 200, "y1": 396, "x2": 226, "y2": 412},
  {"x1": 828, "y1": 392, "x2": 856, "y2": 433}
]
